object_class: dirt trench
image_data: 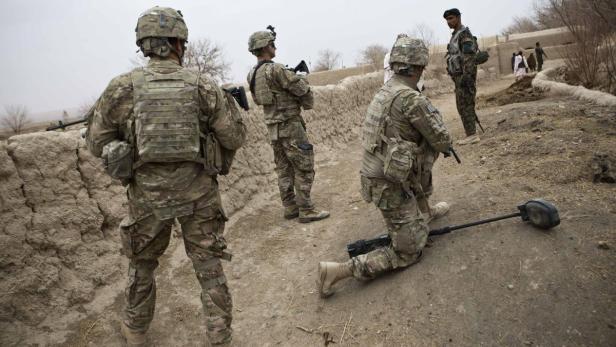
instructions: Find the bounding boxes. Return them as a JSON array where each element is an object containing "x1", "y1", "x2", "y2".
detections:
[{"x1": 42, "y1": 77, "x2": 616, "y2": 346}]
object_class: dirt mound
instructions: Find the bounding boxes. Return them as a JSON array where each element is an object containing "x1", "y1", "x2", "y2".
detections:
[
  {"x1": 477, "y1": 98, "x2": 616, "y2": 185},
  {"x1": 477, "y1": 75, "x2": 545, "y2": 108}
]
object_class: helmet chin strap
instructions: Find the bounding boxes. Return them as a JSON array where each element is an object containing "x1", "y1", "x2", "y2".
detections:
[{"x1": 165, "y1": 39, "x2": 185, "y2": 65}]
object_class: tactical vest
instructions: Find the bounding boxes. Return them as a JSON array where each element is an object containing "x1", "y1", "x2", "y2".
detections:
[
  {"x1": 131, "y1": 67, "x2": 203, "y2": 165},
  {"x1": 249, "y1": 63, "x2": 302, "y2": 124},
  {"x1": 362, "y1": 81, "x2": 409, "y2": 155},
  {"x1": 446, "y1": 26, "x2": 467, "y2": 76},
  {"x1": 249, "y1": 62, "x2": 274, "y2": 105}
]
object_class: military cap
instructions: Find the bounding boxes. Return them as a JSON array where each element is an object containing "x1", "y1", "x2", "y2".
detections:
[{"x1": 443, "y1": 8, "x2": 461, "y2": 18}]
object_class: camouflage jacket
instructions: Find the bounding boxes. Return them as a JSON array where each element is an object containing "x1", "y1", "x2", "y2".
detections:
[
  {"x1": 87, "y1": 57, "x2": 246, "y2": 216},
  {"x1": 247, "y1": 61, "x2": 313, "y2": 125},
  {"x1": 447, "y1": 25, "x2": 478, "y2": 78},
  {"x1": 361, "y1": 75, "x2": 452, "y2": 178}
]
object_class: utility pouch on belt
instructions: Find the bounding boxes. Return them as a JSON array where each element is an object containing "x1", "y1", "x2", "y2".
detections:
[
  {"x1": 203, "y1": 133, "x2": 223, "y2": 176},
  {"x1": 102, "y1": 140, "x2": 133, "y2": 180},
  {"x1": 202, "y1": 133, "x2": 236, "y2": 176},
  {"x1": 381, "y1": 135, "x2": 417, "y2": 183}
]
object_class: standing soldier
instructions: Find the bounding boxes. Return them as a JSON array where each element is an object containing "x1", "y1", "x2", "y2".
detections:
[
  {"x1": 317, "y1": 37, "x2": 452, "y2": 297},
  {"x1": 247, "y1": 27, "x2": 329, "y2": 223},
  {"x1": 444, "y1": 8, "x2": 481, "y2": 145},
  {"x1": 535, "y1": 42, "x2": 549, "y2": 72},
  {"x1": 86, "y1": 7, "x2": 246, "y2": 346}
]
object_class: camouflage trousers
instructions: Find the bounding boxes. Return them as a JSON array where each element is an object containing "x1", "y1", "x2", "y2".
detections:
[
  {"x1": 271, "y1": 130, "x2": 315, "y2": 211},
  {"x1": 119, "y1": 189, "x2": 232, "y2": 346},
  {"x1": 453, "y1": 74, "x2": 478, "y2": 136},
  {"x1": 353, "y1": 176, "x2": 429, "y2": 280}
]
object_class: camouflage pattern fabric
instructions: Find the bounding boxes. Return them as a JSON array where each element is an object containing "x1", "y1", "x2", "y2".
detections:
[
  {"x1": 248, "y1": 30, "x2": 275, "y2": 53},
  {"x1": 389, "y1": 37, "x2": 429, "y2": 67},
  {"x1": 352, "y1": 177, "x2": 428, "y2": 279},
  {"x1": 121, "y1": 191, "x2": 232, "y2": 345},
  {"x1": 271, "y1": 121, "x2": 315, "y2": 210},
  {"x1": 247, "y1": 61, "x2": 316, "y2": 210},
  {"x1": 447, "y1": 26, "x2": 479, "y2": 137},
  {"x1": 247, "y1": 62, "x2": 313, "y2": 124},
  {"x1": 87, "y1": 57, "x2": 245, "y2": 346},
  {"x1": 361, "y1": 76, "x2": 452, "y2": 185},
  {"x1": 453, "y1": 72, "x2": 478, "y2": 136},
  {"x1": 355, "y1": 74, "x2": 451, "y2": 279}
]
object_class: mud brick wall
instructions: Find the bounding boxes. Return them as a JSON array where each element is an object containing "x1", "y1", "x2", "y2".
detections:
[{"x1": 0, "y1": 72, "x2": 383, "y2": 345}]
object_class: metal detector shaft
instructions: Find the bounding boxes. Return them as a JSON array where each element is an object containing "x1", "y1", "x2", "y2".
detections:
[
  {"x1": 346, "y1": 199, "x2": 559, "y2": 258},
  {"x1": 429, "y1": 212, "x2": 521, "y2": 236}
]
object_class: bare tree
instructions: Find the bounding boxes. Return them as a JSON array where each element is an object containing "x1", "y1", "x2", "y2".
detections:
[
  {"x1": 1, "y1": 104, "x2": 31, "y2": 134},
  {"x1": 547, "y1": 0, "x2": 616, "y2": 92},
  {"x1": 314, "y1": 49, "x2": 342, "y2": 72},
  {"x1": 501, "y1": 16, "x2": 542, "y2": 35},
  {"x1": 408, "y1": 23, "x2": 438, "y2": 56},
  {"x1": 78, "y1": 97, "x2": 97, "y2": 118},
  {"x1": 183, "y1": 38, "x2": 231, "y2": 82},
  {"x1": 358, "y1": 44, "x2": 388, "y2": 70}
]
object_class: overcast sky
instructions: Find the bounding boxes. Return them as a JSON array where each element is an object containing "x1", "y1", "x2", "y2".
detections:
[{"x1": 0, "y1": 0, "x2": 535, "y2": 118}]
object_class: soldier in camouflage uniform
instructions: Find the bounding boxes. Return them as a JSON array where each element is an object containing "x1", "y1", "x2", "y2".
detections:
[
  {"x1": 86, "y1": 7, "x2": 246, "y2": 346},
  {"x1": 317, "y1": 37, "x2": 452, "y2": 297},
  {"x1": 247, "y1": 28, "x2": 329, "y2": 223},
  {"x1": 444, "y1": 8, "x2": 481, "y2": 145}
]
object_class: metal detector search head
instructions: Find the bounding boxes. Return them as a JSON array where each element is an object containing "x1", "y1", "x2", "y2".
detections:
[{"x1": 518, "y1": 199, "x2": 560, "y2": 230}]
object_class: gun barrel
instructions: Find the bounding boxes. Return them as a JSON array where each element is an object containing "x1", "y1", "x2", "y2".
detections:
[
  {"x1": 46, "y1": 118, "x2": 88, "y2": 131},
  {"x1": 450, "y1": 147, "x2": 461, "y2": 164}
]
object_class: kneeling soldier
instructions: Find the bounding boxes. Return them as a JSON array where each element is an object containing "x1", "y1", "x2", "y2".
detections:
[{"x1": 317, "y1": 37, "x2": 452, "y2": 297}]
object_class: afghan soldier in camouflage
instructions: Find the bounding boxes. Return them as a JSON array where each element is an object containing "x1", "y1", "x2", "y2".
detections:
[
  {"x1": 317, "y1": 37, "x2": 452, "y2": 297},
  {"x1": 444, "y1": 8, "x2": 481, "y2": 145},
  {"x1": 86, "y1": 7, "x2": 246, "y2": 346},
  {"x1": 247, "y1": 28, "x2": 329, "y2": 223}
]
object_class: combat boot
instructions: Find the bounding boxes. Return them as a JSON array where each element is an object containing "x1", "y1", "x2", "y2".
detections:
[
  {"x1": 456, "y1": 134, "x2": 480, "y2": 145},
  {"x1": 120, "y1": 321, "x2": 147, "y2": 347},
  {"x1": 424, "y1": 201, "x2": 450, "y2": 224},
  {"x1": 284, "y1": 205, "x2": 299, "y2": 219},
  {"x1": 299, "y1": 208, "x2": 330, "y2": 223},
  {"x1": 317, "y1": 261, "x2": 353, "y2": 298}
]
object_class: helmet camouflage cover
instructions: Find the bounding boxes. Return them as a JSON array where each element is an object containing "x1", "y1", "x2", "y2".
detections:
[
  {"x1": 389, "y1": 37, "x2": 429, "y2": 68},
  {"x1": 135, "y1": 6, "x2": 188, "y2": 44},
  {"x1": 248, "y1": 31, "x2": 275, "y2": 53}
]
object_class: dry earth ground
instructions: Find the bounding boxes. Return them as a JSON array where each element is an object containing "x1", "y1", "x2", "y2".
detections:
[{"x1": 55, "y1": 76, "x2": 616, "y2": 347}]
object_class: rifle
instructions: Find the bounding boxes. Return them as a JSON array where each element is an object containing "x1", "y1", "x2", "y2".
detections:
[
  {"x1": 292, "y1": 60, "x2": 310, "y2": 74},
  {"x1": 46, "y1": 118, "x2": 88, "y2": 131},
  {"x1": 224, "y1": 86, "x2": 250, "y2": 111},
  {"x1": 476, "y1": 115, "x2": 485, "y2": 133},
  {"x1": 443, "y1": 146, "x2": 461, "y2": 164},
  {"x1": 347, "y1": 199, "x2": 560, "y2": 258}
]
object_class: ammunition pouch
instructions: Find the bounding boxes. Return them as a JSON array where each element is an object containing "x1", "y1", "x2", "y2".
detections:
[
  {"x1": 475, "y1": 50, "x2": 489, "y2": 65},
  {"x1": 446, "y1": 55, "x2": 463, "y2": 76},
  {"x1": 202, "y1": 133, "x2": 236, "y2": 176},
  {"x1": 102, "y1": 140, "x2": 133, "y2": 180},
  {"x1": 380, "y1": 135, "x2": 417, "y2": 184}
]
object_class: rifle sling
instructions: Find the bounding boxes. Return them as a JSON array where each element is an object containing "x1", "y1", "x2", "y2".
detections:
[{"x1": 249, "y1": 60, "x2": 273, "y2": 95}]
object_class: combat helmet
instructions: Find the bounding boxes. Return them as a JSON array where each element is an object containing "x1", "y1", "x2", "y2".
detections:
[
  {"x1": 389, "y1": 36, "x2": 429, "y2": 71},
  {"x1": 135, "y1": 6, "x2": 188, "y2": 57},
  {"x1": 248, "y1": 26, "x2": 276, "y2": 55}
]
